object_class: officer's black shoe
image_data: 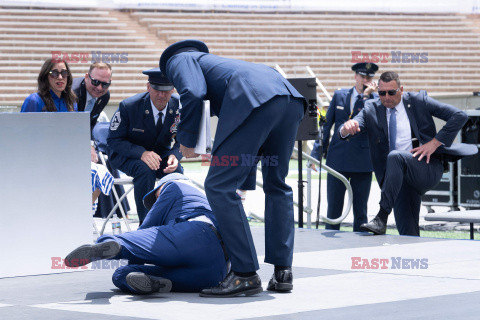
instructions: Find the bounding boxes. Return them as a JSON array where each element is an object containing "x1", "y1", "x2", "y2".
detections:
[
  {"x1": 126, "y1": 272, "x2": 172, "y2": 294},
  {"x1": 267, "y1": 267, "x2": 293, "y2": 292},
  {"x1": 64, "y1": 241, "x2": 121, "y2": 267},
  {"x1": 360, "y1": 215, "x2": 387, "y2": 235},
  {"x1": 199, "y1": 271, "x2": 262, "y2": 298}
]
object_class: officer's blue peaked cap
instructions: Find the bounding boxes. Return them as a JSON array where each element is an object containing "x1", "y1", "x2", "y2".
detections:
[
  {"x1": 351, "y1": 62, "x2": 379, "y2": 77},
  {"x1": 142, "y1": 67, "x2": 174, "y2": 91},
  {"x1": 160, "y1": 40, "x2": 209, "y2": 76},
  {"x1": 142, "y1": 173, "x2": 189, "y2": 211}
]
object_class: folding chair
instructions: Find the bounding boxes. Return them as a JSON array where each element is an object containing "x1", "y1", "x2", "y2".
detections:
[{"x1": 92, "y1": 122, "x2": 134, "y2": 235}]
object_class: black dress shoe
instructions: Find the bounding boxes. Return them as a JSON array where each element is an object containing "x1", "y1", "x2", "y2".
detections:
[
  {"x1": 267, "y1": 267, "x2": 293, "y2": 292},
  {"x1": 64, "y1": 241, "x2": 121, "y2": 267},
  {"x1": 126, "y1": 272, "x2": 172, "y2": 294},
  {"x1": 360, "y1": 216, "x2": 387, "y2": 235},
  {"x1": 199, "y1": 271, "x2": 262, "y2": 297}
]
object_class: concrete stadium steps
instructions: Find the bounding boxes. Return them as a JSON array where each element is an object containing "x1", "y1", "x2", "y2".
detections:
[
  {"x1": 129, "y1": 10, "x2": 480, "y2": 100},
  {"x1": 1, "y1": 7, "x2": 480, "y2": 106},
  {"x1": 131, "y1": 10, "x2": 463, "y2": 21},
  {"x1": 0, "y1": 7, "x2": 166, "y2": 106}
]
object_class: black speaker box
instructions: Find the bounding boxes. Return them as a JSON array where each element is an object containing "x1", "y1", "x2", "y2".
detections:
[
  {"x1": 459, "y1": 176, "x2": 480, "y2": 207},
  {"x1": 287, "y1": 77, "x2": 319, "y2": 141}
]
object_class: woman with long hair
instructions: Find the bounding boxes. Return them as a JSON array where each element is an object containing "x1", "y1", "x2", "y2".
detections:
[
  {"x1": 21, "y1": 58, "x2": 113, "y2": 215},
  {"x1": 21, "y1": 58, "x2": 77, "y2": 112}
]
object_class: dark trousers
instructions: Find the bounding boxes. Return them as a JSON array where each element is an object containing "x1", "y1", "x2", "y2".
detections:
[
  {"x1": 325, "y1": 171, "x2": 372, "y2": 232},
  {"x1": 204, "y1": 95, "x2": 305, "y2": 272},
  {"x1": 97, "y1": 220, "x2": 227, "y2": 293},
  {"x1": 116, "y1": 159, "x2": 183, "y2": 223},
  {"x1": 379, "y1": 150, "x2": 443, "y2": 236}
]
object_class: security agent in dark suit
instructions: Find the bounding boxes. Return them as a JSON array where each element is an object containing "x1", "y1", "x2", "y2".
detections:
[
  {"x1": 318, "y1": 62, "x2": 378, "y2": 232},
  {"x1": 160, "y1": 40, "x2": 306, "y2": 297},
  {"x1": 64, "y1": 173, "x2": 228, "y2": 294},
  {"x1": 107, "y1": 68, "x2": 183, "y2": 224},
  {"x1": 341, "y1": 71, "x2": 476, "y2": 236},
  {"x1": 72, "y1": 62, "x2": 112, "y2": 132}
]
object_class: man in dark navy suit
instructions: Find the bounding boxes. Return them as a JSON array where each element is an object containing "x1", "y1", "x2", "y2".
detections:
[
  {"x1": 65, "y1": 173, "x2": 228, "y2": 294},
  {"x1": 107, "y1": 68, "x2": 183, "y2": 224},
  {"x1": 314, "y1": 62, "x2": 378, "y2": 231},
  {"x1": 160, "y1": 40, "x2": 306, "y2": 297},
  {"x1": 341, "y1": 71, "x2": 475, "y2": 236},
  {"x1": 72, "y1": 62, "x2": 112, "y2": 162}
]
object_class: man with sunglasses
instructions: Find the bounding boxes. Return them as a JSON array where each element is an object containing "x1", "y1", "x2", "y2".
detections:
[
  {"x1": 72, "y1": 62, "x2": 112, "y2": 133},
  {"x1": 313, "y1": 62, "x2": 378, "y2": 232},
  {"x1": 107, "y1": 68, "x2": 183, "y2": 224},
  {"x1": 341, "y1": 71, "x2": 475, "y2": 236}
]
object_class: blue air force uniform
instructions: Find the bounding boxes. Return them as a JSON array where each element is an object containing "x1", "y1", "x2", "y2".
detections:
[
  {"x1": 107, "y1": 69, "x2": 183, "y2": 223},
  {"x1": 315, "y1": 62, "x2": 378, "y2": 231},
  {"x1": 160, "y1": 40, "x2": 306, "y2": 273},
  {"x1": 322, "y1": 87, "x2": 376, "y2": 231},
  {"x1": 96, "y1": 173, "x2": 228, "y2": 293}
]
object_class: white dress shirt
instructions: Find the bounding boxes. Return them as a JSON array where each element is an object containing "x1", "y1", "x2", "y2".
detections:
[
  {"x1": 387, "y1": 97, "x2": 413, "y2": 152},
  {"x1": 151, "y1": 100, "x2": 168, "y2": 126}
]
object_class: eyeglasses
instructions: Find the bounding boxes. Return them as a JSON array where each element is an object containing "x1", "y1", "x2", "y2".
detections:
[
  {"x1": 88, "y1": 73, "x2": 111, "y2": 89},
  {"x1": 378, "y1": 88, "x2": 400, "y2": 96},
  {"x1": 49, "y1": 69, "x2": 69, "y2": 79}
]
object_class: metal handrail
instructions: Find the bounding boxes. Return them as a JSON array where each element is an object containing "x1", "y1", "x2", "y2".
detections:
[{"x1": 292, "y1": 147, "x2": 353, "y2": 225}]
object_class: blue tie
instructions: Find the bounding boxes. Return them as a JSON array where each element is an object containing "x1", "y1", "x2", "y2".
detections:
[
  {"x1": 389, "y1": 108, "x2": 397, "y2": 152},
  {"x1": 85, "y1": 98, "x2": 95, "y2": 112}
]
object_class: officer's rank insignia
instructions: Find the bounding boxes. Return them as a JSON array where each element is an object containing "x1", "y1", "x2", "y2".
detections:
[
  {"x1": 170, "y1": 114, "x2": 180, "y2": 133},
  {"x1": 110, "y1": 111, "x2": 121, "y2": 131}
]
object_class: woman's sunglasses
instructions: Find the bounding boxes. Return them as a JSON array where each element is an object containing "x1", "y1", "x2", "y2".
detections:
[
  {"x1": 378, "y1": 88, "x2": 400, "y2": 96},
  {"x1": 49, "y1": 69, "x2": 69, "y2": 79},
  {"x1": 88, "y1": 73, "x2": 111, "y2": 89}
]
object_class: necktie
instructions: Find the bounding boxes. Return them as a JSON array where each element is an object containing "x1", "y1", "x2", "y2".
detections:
[
  {"x1": 85, "y1": 98, "x2": 95, "y2": 112},
  {"x1": 155, "y1": 113, "x2": 163, "y2": 135},
  {"x1": 389, "y1": 108, "x2": 397, "y2": 152}
]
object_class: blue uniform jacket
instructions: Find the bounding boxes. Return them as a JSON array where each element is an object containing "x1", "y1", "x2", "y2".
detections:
[
  {"x1": 107, "y1": 92, "x2": 182, "y2": 168},
  {"x1": 164, "y1": 51, "x2": 305, "y2": 152},
  {"x1": 140, "y1": 180, "x2": 218, "y2": 230},
  {"x1": 323, "y1": 87, "x2": 374, "y2": 172},
  {"x1": 348, "y1": 91, "x2": 468, "y2": 187}
]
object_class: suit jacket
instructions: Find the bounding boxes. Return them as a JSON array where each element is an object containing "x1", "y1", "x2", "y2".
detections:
[
  {"x1": 107, "y1": 92, "x2": 182, "y2": 168},
  {"x1": 348, "y1": 90, "x2": 469, "y2": 187},
  {"x1": 72, "y1": 77, "x2": 110, "y2": 132},
  {"x1": 164, "y1": 51, "x2": 306, "y2": 152},
  {"x1": 140, "y1": 180, "x2": 217, "y2": 230},
  {"x1": 323, "y1": 87, "x2": 374, "y2": 172}
]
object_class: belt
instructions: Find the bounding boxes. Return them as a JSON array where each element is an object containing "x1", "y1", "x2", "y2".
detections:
[{"x1": 207, "y1": 224, "x2": 229, "y2": 262}]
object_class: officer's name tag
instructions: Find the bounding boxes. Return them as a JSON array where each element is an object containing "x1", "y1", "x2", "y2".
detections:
[
  {"x1": 336, "y1": 106, "x2": 344, "y2": 110},
  {"x1": 132, "y1": 128, "x2": 144, "y2": 133}
]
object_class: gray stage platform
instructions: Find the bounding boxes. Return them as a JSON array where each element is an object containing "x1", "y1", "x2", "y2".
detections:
[{"x1": 1, "y1": 227, "x2": 480, "y2": 320}]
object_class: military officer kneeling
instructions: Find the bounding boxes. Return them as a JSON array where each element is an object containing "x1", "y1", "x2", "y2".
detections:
[{"x1": 107, "y1": 68, "x2": 183, "y2": 224}]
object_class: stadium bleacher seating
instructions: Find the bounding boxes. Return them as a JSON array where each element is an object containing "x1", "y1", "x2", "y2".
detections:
[{"x1": 2, "y1": 7, "x2": 480, "y2": 107}]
